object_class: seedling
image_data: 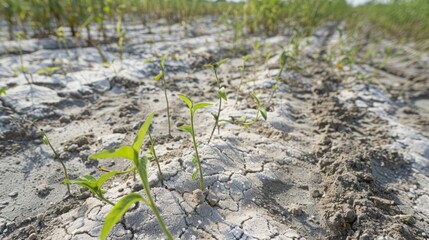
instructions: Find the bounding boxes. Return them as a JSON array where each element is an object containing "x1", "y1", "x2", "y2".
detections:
[
  {"x1": 88, "y1": 113, "x2": 173, "y2": 240},
  {"x1": 177, "y1": 94, "x2": 212, "y2": 190},
  {"x1": 13, "y1": 33, "x2": 29, "y2": 78},
  {"x1": 116, "y1": 6, "x2": 126, "y2": 63},
  {"x1": 149, "y1": 55, "x2": 172, "y2": 136},
  {"x1": 55, "y1": 26, "x2": 70, "y2": 74},
  {"x1": 40, "y1": 129, "x2": 71, "y2": 195},
  {"x1": 64, "y1": 172, "x2": 117, "y2": 206},
  {"x1": 37, "y1": 66, "x2": 60, "y2": 76},
  {"x1": 229, "y1": 94, "x2": 267, "y2": 128},
  {"x1": 205, "y1": 58, "x2": 229, "y2": 144},
  {"x1": 267, "y1": 50, "x2": 286, "y2": 106},
  {"x1": 234, "y1": 55, "x2": 251, "y2": 106}
]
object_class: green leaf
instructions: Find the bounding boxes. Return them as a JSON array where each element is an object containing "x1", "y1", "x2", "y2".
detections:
[
  {"x1": 265, "y1": 52, "x2": 273, "y2": 62},
  {"x1": 96, "y1": 171, "x2": 118, "y2": 188},
  {"x1": 260, "y1": 107, "x2": 267, "y2": 121},
  {"x1": 37, "y1": 66, "x2": 60, "y2": 76},
  {"x1": 101, "y1": 193, "x2": 146, "y2": 240},
  {"x1": 0, "y1": 87, "x2": 6, "y2": 95},
  {"x1": 136, "y1": 156, "x2": 149, "y2": 184},
  {"x1": 242, "y1": 55, "x2": 252, "y2": 62},
  {"x1": 192, "y1": 154, "x2": 198, "y2": 164},
  {"x1": 177, "y1": 125, "x2": 193, "y2": 134},
  {"x1": 149, "y1": 145, "x2": 155, "y2": 158},
  {"x1": 243, "y1": 124, "x2": 249, "y2": 129},
  {"x1": 251, "y1": 94, "x2": 260, "y2": 106},
  {"x1": 193, "y1": 102, "x2": 212, "y2": 112},
  {"x1": 238, "y1": 115, "x2": 246, "y2": 123},
  {"x1": 42, "y1": 136, "x2": 49, "y2": 145},
  {"x1": 191, "y1": 167, "x2": 199, "y2": 181},
  {"x1": 215, "y1": 58, "x2": 229, "y2": 68},
  {"x1": 280, "y1": 50, "x2": 287, "y2": 66},
  {"x1": 144, "y1": 59, "x2": 152, "y2": 63},
  {"x1": 178, "y1": 94, "x2": 193, "y2": 109},
  {"x1": 160, "y1": 55, "x2": 167, "y2": 68},
  {"x1": 132, "y1": 113, "x2": 155, "y2": 153},
  {"x1": 154, "y1": 71, "x2": 163, "y2": 81},
  {"x1": 211, "y1": 112, "x2": 218, "y2": 120},
  {"x1": 90, "y1": 146, "x2": 135, "y2": 162},
  {"x1": 272, "y1": 83, "x2": 278, "y2": 90},
  {"x1": 218, "y1": 87, "x2": 227, "y2": 101},
  {"x1": 204, "y1": 63, "x2": 214, "y2": 69}
]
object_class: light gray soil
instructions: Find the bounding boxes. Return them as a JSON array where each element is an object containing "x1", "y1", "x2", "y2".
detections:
[{"x1": 0, "y1": 19, "x2": 428, "y2": 240}]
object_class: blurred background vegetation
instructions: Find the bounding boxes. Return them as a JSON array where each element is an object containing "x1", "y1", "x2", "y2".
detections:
[{"x1": 0, "y1": 0, "x2": 427, "y2": 50}]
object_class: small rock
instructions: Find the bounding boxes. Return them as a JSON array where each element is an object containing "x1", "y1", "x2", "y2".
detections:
[
  {"x1": 289, "y1": 206, "x2": 303, "y2": 216},
  {"x1": 59, "y1": 152, "x2": 71, "y2": 160},
  {"x1": 59, "y1": 116, "x2": 71, "y2": 124},
  {"x1": 35, "y1": 184, "x2": 53, "y2": 197},
  {"x1": 113, "y1": 127, "x2": 127, "y2": 134},
  {"x1": 395, "y1": 214, "x2": 416, "y2": 225},
  {"x1": 192, "y1": 189, "x2": 205, "y2": 204},
  {"x1": 344, "y1": 208, "x2": 356, "y2": 223},
  {"x1": 28, "y1": 233, "x2": 37, "y2": 240},
  {"x1": 5, "y1": 221, "x2": 16, "y2": 232},
  {"x1": 206, "y1": 191, "x2": 219, "y2": 206},
  {"x1": 132, "y1": 182, "x2": 143, "y2": 192},
  {"x1": 74, "y1": 135, "x2": 89, "y2": 147},
  {"x1": 8, "y1": 191, "x2": 18, "y2": 198},
  {"x1": 311, "y1": 189, "x2": 323, "y2": 198},
  {"x1": 0, "y1": 218, "x2": 6, "y2": 233},
  {"x1": 65, "y1": 144, "x2": 78, "y2": 152}
]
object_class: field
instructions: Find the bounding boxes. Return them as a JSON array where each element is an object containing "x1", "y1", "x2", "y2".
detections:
[{"x1": 0, "y1": 0, "x2": 428, "y2": 239}]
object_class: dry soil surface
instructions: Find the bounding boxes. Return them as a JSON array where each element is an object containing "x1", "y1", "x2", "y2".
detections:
[{"x1": 0, "y1": 19, "x2": 428, "y2": 240}]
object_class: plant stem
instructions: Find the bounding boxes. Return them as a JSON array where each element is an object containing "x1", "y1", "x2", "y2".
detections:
[
  {"x1": 190, "y1": 112, "x2": 204, "y2": 190},
  {"x1": 161, "y1": 69, "x2": 171, "y2": 137},
  {"x1": 234, "y1": 63, "x2": 245, "y2": 106},
  {"x1": 149, "y1": 132, "x2": 164, "y2": 183},
  {"x1": 267, "y1": 64, "x2": 285, "y2": 106},
  {"x1": 41, "y1": 130, "x2": 71, "y2": 195},
  {"x1": 99, "y1": 195, "x2": 115, "y2": 206},
  {"x1": 208, "y1": 68, "x2": 222, "y2": 144},
  {"x1": 139, "y1": 167, "x2": 173, "y2": 240}
]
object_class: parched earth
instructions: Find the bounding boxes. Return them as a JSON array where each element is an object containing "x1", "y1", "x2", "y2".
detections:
[{"x1": 0, "y1": 18, "x2": 428, "y2": 240}]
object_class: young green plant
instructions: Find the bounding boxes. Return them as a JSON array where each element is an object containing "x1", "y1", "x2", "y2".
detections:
[
  {"x1": 88, "y1": 113, "x2": 173, "y2": 240},
  {"x1": 64, "y1": 172, "x2": 118, "y2": 206},
  {"x1": 40, "y1": 129, "x2": 71, "y2": 195},
  {"x1": 116, "y1": 6, "x2": 126, "y2": 63},
  {"x1": 151, "y1": 55, "x2": 172, "y2": 136},
  {"x1": 267, "y1": 50, "x2": 286, "y2": 106},
  {"x1": 177, "y1": 94, "x2": 212, "y2": 190},
  {"x1": 231, "y1": 93, "x2": 267, "y2": 128},
  {"x1": 234, "y1": 55, "x2": 251, "y2": 106},
  {"x1": 205, "y1": 58, "x2": 228, "y2": 144}
]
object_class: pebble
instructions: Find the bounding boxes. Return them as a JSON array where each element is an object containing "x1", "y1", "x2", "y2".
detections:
[
  {"x1": 8, "y1": 191, "x2": 18, "y2": 198},
  {"x1": 289, "y1": 206, "x2": 303, "y2": 216},
  {"x1": 311, "y1": 189, "x2": 323, "y2": 198},
  {"x1": 192, "y1": 189, "x2": 205, "y2": 204},
  {"x1": 206, "y1": 191, "x2": 220, "y2": 206},
  {"x1": 395, "y1": 214, "x2": 416, "y2": 225},
  {"x1": 59, "y1": 116, "x2": 71, "y2": 124},
  {"x1": 28, "y1": 233, "x2": 37, "y2": 240}
]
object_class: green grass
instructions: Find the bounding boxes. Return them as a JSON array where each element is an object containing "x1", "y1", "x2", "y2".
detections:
[
  {"x1": 348, "y1": 0, "x2": 429, "y2": 50},
  {"x1": 3, "y1": 0, "x2": 426, "y2": 50}
]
